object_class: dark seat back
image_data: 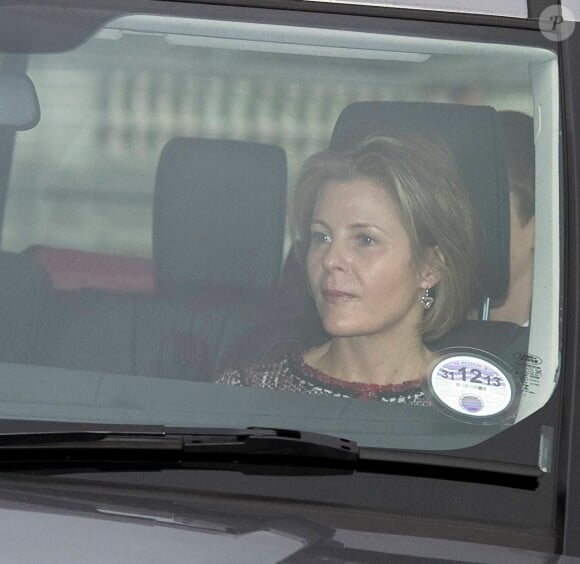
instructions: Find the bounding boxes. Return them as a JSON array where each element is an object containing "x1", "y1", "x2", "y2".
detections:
[
  {"x1": 154, "y1": 137, "x2": 287, "y2": 297},
  {"x1": 143, "y1": 137, "x2": 288, "y2": 379},
  {"x1": 32, "y1": 138, "x2": 287, "y2": 381}
]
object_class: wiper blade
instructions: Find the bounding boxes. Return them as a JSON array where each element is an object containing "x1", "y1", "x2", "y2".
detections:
[
  {"x1": 358, "y1": 448, "x2": 542, "y2": 490},
  {"x1": 0, "y1": 427, "x2": 542, "y2": 488},
  {"x1": 0, "y1": 427, "x2": 358, "y2": 461},
  {"x1": 182, "y1": 427, "x2": 358, "y2": 461}
]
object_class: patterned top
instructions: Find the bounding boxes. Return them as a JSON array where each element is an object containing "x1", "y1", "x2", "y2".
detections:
[{"x1": 217, "y1": 352, "x2": 429, "y2": 405}]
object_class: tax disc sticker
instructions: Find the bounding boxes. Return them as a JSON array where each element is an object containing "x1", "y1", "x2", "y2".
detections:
[{"x1": 425, "y1": 349, "x2": 519, "y2": 423}]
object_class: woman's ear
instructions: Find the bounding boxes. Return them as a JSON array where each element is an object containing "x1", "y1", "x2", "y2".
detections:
[{"x1": 419, "y1": 246, "x2": 444, "y2": 289}]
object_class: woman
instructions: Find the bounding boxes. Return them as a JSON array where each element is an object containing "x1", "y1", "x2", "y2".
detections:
[{"x1": 218, "y1": 136, "x2": 479, "y2": 404}]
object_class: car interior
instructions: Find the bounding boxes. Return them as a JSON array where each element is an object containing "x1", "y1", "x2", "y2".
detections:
[
  {"x1": 0, "y1": 72, "x2": 528, "y2": 385},
  {"x1": 0, "y1": 12, "x2": 560, "y2": 437}
]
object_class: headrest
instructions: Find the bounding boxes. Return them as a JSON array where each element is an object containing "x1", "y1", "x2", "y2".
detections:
[
  {"x1": 330, "y1": 101, "x2": 509, "y2": 299},
  {"x1": 154, "y1": 138, "x2": 287, "y2": 295}
]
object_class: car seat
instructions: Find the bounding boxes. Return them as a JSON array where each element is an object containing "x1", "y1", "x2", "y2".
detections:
[{"x1": 33, "y1": 137, "x2": 287, "y2": 381}]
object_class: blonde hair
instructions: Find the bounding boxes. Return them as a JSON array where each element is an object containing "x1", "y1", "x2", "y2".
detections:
[{"x1": 290, "y1": 136, "x2": 480, "y2": 342}]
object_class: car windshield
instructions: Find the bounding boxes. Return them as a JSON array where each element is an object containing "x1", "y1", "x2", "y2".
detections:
[{"x1": 0, "y1": 2, "x2": 561, "y2": 459}]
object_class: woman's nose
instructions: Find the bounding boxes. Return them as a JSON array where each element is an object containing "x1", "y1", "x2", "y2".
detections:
[{"x1": 321, "y1": 241, "x2": 347, "y2": 271}]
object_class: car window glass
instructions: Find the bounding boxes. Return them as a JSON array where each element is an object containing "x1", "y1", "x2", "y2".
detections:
[{"x1": 0, "y1": 11, "x2": 560, "y2": 452}]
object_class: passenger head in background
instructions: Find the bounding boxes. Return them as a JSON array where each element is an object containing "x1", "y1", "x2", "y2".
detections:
[
  {"x1": 490, "y1": 111, "x2": 535, "y2": 326},
  {"x1": 290, "y1": 136, "x2": 479, "y2": 384}
]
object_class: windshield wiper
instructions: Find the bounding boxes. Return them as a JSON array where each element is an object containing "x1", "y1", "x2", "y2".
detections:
[
  {"x1": 0, "y1": 426, "x2": 542, "y2": 488},
  {"x1": 0, "y1": 426, "x2": 357, "y2": 460},
  {"x1": 357, "y1": 447, "x2": 542, "y2": 490}
]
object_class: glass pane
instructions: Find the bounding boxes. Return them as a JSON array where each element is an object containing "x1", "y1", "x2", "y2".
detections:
[{"x1": 0, "y1": 10, "x2": 560, "y2": 453}]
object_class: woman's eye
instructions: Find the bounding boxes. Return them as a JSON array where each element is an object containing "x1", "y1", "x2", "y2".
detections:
[
  {"x1": 310, "y1": 231, "x2": 330, "y2": 245},
  {"x1": 358, "y1": 234, "x2": 375, "y2": 247}
]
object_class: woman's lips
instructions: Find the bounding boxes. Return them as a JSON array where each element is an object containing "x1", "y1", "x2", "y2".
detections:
[{"x1": 321, "y1": 290, "x2": 357, "y2": 304}]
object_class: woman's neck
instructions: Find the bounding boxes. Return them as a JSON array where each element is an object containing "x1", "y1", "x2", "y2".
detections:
[{"x1": 305, "y1": 330, "x2": 429, "y2": 386}]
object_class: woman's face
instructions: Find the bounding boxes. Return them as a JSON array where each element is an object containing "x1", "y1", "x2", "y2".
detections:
[{"x1": 306, "y1": 177, "x2": 432, "y2": 339}]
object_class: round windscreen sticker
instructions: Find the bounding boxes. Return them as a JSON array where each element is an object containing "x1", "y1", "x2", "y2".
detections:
[{"x1": 425, "y1": 349, "x2": 519, "y2": 423}]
